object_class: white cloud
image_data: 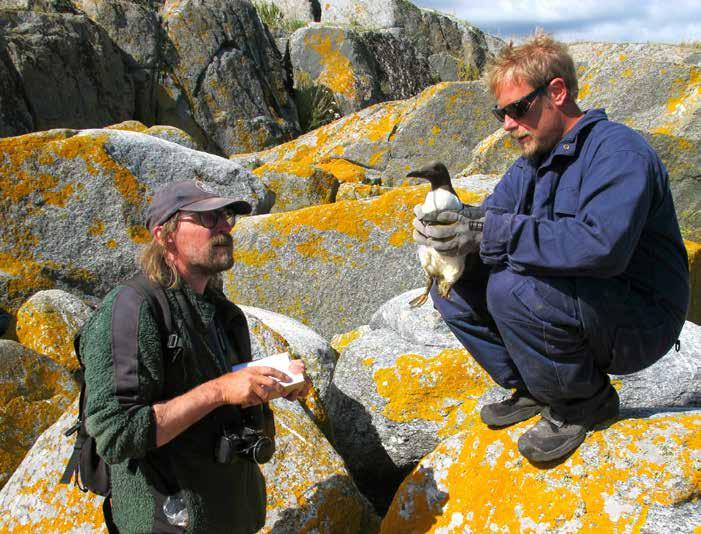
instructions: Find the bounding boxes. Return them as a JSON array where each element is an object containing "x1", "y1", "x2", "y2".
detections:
[{"x1": 413, "y1": 0, "x2": 701, "y2": 44}]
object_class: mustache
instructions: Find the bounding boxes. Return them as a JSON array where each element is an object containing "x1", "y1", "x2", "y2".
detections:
[{"x1": 210, "y1": 234, "x2": 233, "y2": 246}]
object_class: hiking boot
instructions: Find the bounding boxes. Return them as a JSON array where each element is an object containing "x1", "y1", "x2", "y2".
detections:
[
  {"x1": 480, "y1": 390, "x2": 545, "y2": 427},
  {"x1": 518, "y1": 391, "x2": 620, "y2": 463}
]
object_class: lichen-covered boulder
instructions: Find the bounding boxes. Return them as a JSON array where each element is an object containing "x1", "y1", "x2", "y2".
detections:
[
  {"x1": 0, "y1": 398, "x2": 379, "y2": 533},
  {"x1": 0, "y1": 127, "x2": 272, "y2": 313},
  {"x1": 105, "y1": 120, "x2": 202, "y2": 150},
  {"x1": 223, "y1": 181, "x2": 484, "y2": 340},
  {"x1": 318, "y1": 0, "x2": 500, "y2": 84},
  {"x1": 571, "y1": 43, "x2": 700, "y2": 138},
  {"x1": 0, "y1": 10, "x2": 134, "y2": 137},
  {"x1": 0, "y1": 340, "x2": 78, "y2": 489},
  {"x1": 234, "y1": 81, "x2": 498, "y2": 211},
  {"x1": 262, "y1": 399, "x2": 379, "y2": 533},
  {"x1": 288, "y1": 25, "x2": 434, "y2": 116},
  {"x1": 15, "y1": 290, "x2": 92, "y2": 373},
  {"x1": 381, "y1": 410, "x2": 701, "y2": 533},
  {"x1": 160, "y1": 0, "x2": 299, "y2": 155},
  {"x1": 243, "y1": 305, "x2": 337, "y2": 437},
  {"x1": 0, "y1": 400, "x2": 105, "y2": 533},
  {"x1": 325, "y1": 290, "x2": 493, "y2": 511}
]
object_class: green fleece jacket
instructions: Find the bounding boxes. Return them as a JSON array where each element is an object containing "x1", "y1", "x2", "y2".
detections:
[{"x1": 81, "y1": 280, "x2": 271, "y2": 534}]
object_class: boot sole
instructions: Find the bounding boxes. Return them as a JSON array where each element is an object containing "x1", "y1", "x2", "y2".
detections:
[{"x1": 480, "y1": 404, "x2": 544, "y2": 427}]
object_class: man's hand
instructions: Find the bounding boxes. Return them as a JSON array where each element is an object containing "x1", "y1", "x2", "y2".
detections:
[
  {"x1": 281, "y1": 359, "x2": 312, "y2": 402},
  {"x1": 412, "y1": 204, "x2": 485, "y2": 256},
  {"x1": 215, "y1": 366, "x2": 291, "y2": 407}
]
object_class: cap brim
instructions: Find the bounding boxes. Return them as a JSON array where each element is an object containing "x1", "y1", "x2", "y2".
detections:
[{"x1": 182, "y1": 197, "x2": 252, "y2": 215}]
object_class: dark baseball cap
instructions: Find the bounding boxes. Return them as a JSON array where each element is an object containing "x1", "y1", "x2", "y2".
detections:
[{"x1": 145, "y1": 180, "x2": 252, "y2": 231}]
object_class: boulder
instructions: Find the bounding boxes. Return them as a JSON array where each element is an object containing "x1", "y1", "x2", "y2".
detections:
[
  {"x1": 0, "y1": 398, "x2": 379, "y2": 533},
  {"x1": 160, "y1": 0, "x2": 299, "y2": 155},
  {"x1": 243, "y1": 305, "x2": 336, "y2": 436},
  {"x1": 15, "y1": 289, "x2": 93, "y2": 373},
  {"x1": 319, "y1": 0, "x2": 501, "y2": 80},
  {"x1": 0, "y1": 400, "x2": 105, "y2": 532},
  {"x1": 381, "y1": 410, "x2": 701, "y2": 533},
  {"x1": 235, "y1": 81, "x2": 499, "y2": 211},
  {"x1": 570, "y1": 43, "x2": 700, "y2": 138},
  {"x1": 262, "y1": 399, "x2": 379, "y2": 532},
  {"x1": 106, "y1": 120, "x2": 201, "y2": 150},
  {"x1": 0, "y1": 10, "x2": 134, "y2": 136},
  {"x1": 0, "y1": 127, "x2": 272, "y2": 313},
  {"x1": 71, "y1": 0, "x2": 161, "y2": 123},
  {"x1": 0, "y1": 340, "x2": 77, "y2": 489},
  {"x1": 288, "y1": 25, "x2": 434, "y2": 117},
  {"x1": 223, "y1": 181, "x2": 485, "y2": 340}
]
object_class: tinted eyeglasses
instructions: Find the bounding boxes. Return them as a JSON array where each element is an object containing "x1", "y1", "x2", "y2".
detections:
[
  {"x1": 178, "y1": 208, "x2": 236, "y2": 229},
  {"x1": 492, "y1": 84, "x2": 548, "y2": 123}
]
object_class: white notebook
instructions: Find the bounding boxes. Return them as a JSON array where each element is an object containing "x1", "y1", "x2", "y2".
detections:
[{"x1": 231, "y1": 352, "x2": 305, "y2": 399}]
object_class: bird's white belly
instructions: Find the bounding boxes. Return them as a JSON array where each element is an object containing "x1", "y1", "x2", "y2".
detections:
[{"x1": 418, "y1": 245, "x2": 465, "y2": 284}]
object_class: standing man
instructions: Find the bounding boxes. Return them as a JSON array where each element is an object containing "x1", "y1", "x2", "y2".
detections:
[
  {"x1": 81, "y1": 180, "x2": 309, "y2": 532},
  {"x1": 413, "y1": 34, "x2": 689, "y2": 463}
]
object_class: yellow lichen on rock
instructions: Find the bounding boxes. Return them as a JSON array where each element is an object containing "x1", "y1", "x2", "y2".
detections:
[
  {"x1": 382, "y1": 412, "x2": 701, "y2": 533},
  {"x1": 315, "y1": 158, "x2": 366, "y2": 183},
  {"x1": 15, "y1": 301, "x2": 83, "y2": 372},
  {"x1": 306, "y1": 29, "x2": 357, "y2": 100},
  {"x1": 373, "y1": 349, "x2": 492, "y2": 432},
  {"x1": 330, "y1": 328, "x2": 365, "y2": 354}
]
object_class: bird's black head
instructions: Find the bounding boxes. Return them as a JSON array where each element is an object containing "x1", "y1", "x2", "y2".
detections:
[{"x1": 406, "y1": 161, "x2": 452, "y2": 189}]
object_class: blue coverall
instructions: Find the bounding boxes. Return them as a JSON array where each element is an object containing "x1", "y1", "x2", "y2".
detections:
[{"x1": 432, "y1": 109, "x2": 689, "y2": 421}]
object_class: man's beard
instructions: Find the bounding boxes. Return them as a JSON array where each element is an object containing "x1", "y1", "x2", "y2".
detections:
[{"x1": 192, "y1": 234, "x2": 234, "y2": 275}]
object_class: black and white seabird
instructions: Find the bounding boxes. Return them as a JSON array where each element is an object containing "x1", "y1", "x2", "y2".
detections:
[{"x1": 408, "y1": 161, "x2": 466, "y2": 307}]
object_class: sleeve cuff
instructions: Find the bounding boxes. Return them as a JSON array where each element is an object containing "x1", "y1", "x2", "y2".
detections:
[{"x1": 480, "y1": 211, "x2": 512, "y2": 263}]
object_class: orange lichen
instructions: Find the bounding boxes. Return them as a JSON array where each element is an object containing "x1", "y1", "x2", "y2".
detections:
[
  {"x1": 315, "y1": 159, "x2": 366, "y2": 183},
  {"x1": 306, "y1": 30, "x2": 356, "y2": 100},
  {"x1": 330, "y1": 328, "x2": 364, "y2": 353},
  {"x1": 105, "y1": 239, "x2": 117, "y2": 249},
  {"x1": 87, "y1": 219, "x2": 105, "y2": 237},
  {"x1": 128, "y1": 225, "x2": 151, "y2": 244},
  {"x1": 578, "y1": 83, "x2": 591, "y2": 100},
  {"x1": 233, "y1": 248, "x2": 277, "y2": 267},
  {"x1": 15, "y1": 301, "x2": 80, "y2": 372},
  {"x1": 295, "y1": 235, "x2": 343, "y2": 264},
  {"x1": 382, "y1": 413, "x2": 701, "y2": 534},
  {"x1": 373, "y1": 349, "x2": 492, "y2": 425}
]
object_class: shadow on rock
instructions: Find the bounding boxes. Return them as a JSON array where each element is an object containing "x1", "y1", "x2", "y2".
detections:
[{"x1": 326, "y1": 383, "x2": 413, "y2": 515}]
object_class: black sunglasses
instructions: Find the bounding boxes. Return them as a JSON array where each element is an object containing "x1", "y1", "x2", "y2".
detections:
[
  {"x1": 492, "y1": 84, "x2": 548, "y2": 123},
  {"x1": 178, "y1": 208, "x2": 236, "y2": 229}
]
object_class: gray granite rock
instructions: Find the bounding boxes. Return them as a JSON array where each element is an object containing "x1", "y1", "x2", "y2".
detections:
[
  {"x1": 242, "y1": 305, "x2": 337, "y2": 405},
  {"x1": 160, "y1": 0, "x2": 299, "y2": 155},
  {"x1": 0, "y1": 10, "x2": 134, "y2": 135},
  {"x1": 72, "y1": 0, "x2": 161, "y2": 123},
  {"x1": 0, "y1": 127, "x2": 272, "y2": 313},
  {"x1": 614, "y1": 320, "x2": 701, "y2": 410}
]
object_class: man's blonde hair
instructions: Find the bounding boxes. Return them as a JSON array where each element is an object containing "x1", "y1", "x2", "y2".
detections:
[
  {"x1": 485, "y1": 31, "x2": 579, "y2": 99},
  {"x1": 139, "y1": 215, "x2": 181, "y2": 289}
]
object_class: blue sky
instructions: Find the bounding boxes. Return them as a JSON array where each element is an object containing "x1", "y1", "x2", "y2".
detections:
[{"x1": 413, "y1": 0, "x2": 701, "y2": 44}]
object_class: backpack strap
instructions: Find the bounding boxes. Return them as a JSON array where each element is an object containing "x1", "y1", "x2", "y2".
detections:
[
  {"x1": 124, "y1": 275, "x2": 180, "y2": 354},
  {"x1": 60, "y1": 275, "x2": 180, "y2": 491}
]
